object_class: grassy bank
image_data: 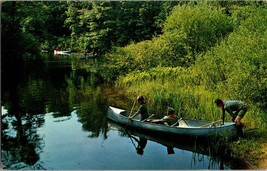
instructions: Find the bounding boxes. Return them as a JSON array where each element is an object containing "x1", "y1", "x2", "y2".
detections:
[
  {"x1": 98, "y1": 2, "x2": 267, "y2": 168},
  {"x1": 228, "y1": 128, "x2": 267, "y2": 168},
  {"x1": 107, "y1": 2, "x2": 267, "y2": 126},
  {"x1": 114, "y1": 67, "x2": 267, "y2": 169},
  {"x1": 74, "y1": 2, "x2": 267, "y2": 168}
]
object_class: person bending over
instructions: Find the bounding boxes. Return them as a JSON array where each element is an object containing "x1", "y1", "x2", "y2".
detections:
[{"x1": 215, "y1": 99, "x2": 248, "y2": 126}]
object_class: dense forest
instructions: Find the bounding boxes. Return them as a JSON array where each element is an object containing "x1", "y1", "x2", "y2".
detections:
[
  {"x1": 2, "y1": 1, "x2": 178, "y2": 59},
  {"x1": 2, "y1": 1, "x2": 267, "y2": 127}
]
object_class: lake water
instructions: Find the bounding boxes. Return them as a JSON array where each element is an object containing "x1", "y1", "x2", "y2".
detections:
[{"x1": 1, "y1": 55, "x2": 248, "y2": 170}]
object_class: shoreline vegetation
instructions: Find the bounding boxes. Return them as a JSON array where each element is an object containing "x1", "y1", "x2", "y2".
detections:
[
  {"x1": 2, "y1": 1, "x2": 267, "y2": 169},
  {"x1": 98, "y1": 2, "x2": 267, "y2": 169}
]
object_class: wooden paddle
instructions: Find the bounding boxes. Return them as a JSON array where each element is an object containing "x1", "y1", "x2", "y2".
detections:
[
  {"x1": 170, "y1": 118, "x2": 183, "y2": 127},
  {"x1": 128, "y1": 100, "x2": 136, "y2": 118},
  {"x1": 126, "y1": 101, "x2": 136, "y2": 129},
  {"x1": 199, "y1": 120, "x2": 222, "y2": 128},
  {"x1": 141, "y1": 114, "x2": 155, "y2": 122},
  {"x1": 124, "y1": 129, "x2": 137, "y2": 148}
]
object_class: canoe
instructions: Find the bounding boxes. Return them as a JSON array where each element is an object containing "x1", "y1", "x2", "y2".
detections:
[
  {"x1": 107, "y1": 106, "x2": 237, "y2": 138},
  {"x1": 54, "y1": 50, "x2": 71, "y2": 55}
]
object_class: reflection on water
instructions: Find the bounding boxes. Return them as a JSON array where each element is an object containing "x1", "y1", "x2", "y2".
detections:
[
  {"x1": 1, "y1": 109, "x2": 232, "y2": 170},
  {"x1": 1, "y1": 56, "x2": 249, "y2": 170}
]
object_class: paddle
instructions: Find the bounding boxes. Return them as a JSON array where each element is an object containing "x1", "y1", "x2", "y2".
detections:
[
  {"x1": 141, "y1": 114, "x2": 155, "y2": 122},
  {"x1": 170, "y1": 118, "x2": 183, "y2": 127},
  {"x1": 125, "y1": 129, "x2": 137, "y2": 149},
  {"x1": 199, "y1": 120, "x2": 222, "y2": 128},
  {"x1": 126, "y1": 113, "x2": 154, "y2": 132},
  {"x1": 125, "y1": 101, "x2": 136, "y2": 129},
  {"x1": 128, "y1": 100, "x2": 136, "y2": 118}
]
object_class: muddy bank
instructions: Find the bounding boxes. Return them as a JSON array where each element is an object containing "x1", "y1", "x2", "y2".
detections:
[
  {"x1": 256, "y1": 142, "x2": 267, "y2": 169},
  {"x1": 234, "y1": 131, "x2": 267, "y2": 170}
]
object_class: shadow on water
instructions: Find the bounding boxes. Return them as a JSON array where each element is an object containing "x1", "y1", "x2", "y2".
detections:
[
  {"x1": 108, "y1": 120, "x2": 250, "y2": 170},
  {"x1": 1, "y1": 55, "x2": 250, "y2": 170}
]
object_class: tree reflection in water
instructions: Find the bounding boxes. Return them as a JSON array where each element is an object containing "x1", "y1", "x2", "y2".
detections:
[
  {"x1": 2, "y1": 111, "x2": 45, "y2": 169},
  {"x1": 1, "y1": 58, "x2": 250, "y2": 170},
  {"x1": 1, "y1": 59, "x2": 111, "y2": 169}
]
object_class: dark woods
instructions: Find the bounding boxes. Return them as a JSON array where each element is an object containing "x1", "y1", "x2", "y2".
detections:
[
  {"x1": 1, "y1": 1, "x2": 179, "y2": 61},
  {"x1": 2, "y1": 1, "x2": 267, "y2": 130}
]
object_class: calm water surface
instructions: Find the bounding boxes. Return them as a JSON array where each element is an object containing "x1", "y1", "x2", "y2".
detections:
[{"x1": 1, "y1": 56, "x2": 248, "y2": 170}]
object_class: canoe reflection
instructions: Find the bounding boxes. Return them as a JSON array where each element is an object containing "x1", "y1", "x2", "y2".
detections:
[
  {"x1": 125, "y1": 128, "x2": 176, "y2": 156},
  {"x1": 127, "y1": 132, "x2": 147, "y2": 155},
  {"x1": 108, "y1": 120, "x2": 250, "y2": 170},
  {"x1": 109, "y1": 120, "x2": 214, "y2": 156}
]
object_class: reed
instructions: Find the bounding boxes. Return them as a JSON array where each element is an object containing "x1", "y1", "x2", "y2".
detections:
[
  {"x1": 117, "y1": 63, "x2": 267, "y2": 131},
  {"x1": 116, "y1": 68, "x2": 220, "y2": 121}
]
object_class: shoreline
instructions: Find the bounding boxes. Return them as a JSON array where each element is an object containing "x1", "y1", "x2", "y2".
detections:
[
  {"x1": 244, "y1": 137, "x2": 267, "y2": 169},
  {"x1": 228, "y1": 128, "x2": 267, "y2": 170},
  {"x1": 256, "y1": 142, "x2": 267, "y2": 169}
]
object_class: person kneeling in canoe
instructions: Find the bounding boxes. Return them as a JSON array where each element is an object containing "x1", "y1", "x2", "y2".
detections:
[
  {"x1": 129, "y1": 96, "x2": 149, "y2": 121},
  {"x1": 150, "y1": 107, "x2": 179, "y2": 126}
]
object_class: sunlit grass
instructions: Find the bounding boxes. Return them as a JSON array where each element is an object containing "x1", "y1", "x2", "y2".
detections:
[
  {"x1": 115, "y1": 65, "x2": 266, "y2": 130},
  {"x1": 116, "y1": 67, "x2": 220, "y2": 121}
]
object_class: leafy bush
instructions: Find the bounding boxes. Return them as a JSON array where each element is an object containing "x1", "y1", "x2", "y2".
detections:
[
  {"x1": 101, "y1": 2, "x2": 234, "y2": 81},
  {"x1": 114, "y1": 3, "x2": 267, "y2": 128},
  {"x1": 195, "y1": 6, "x2": 267, "y2": 110},
  {"x1": 163, "y1": 3, "x2": 234, "y2": 60}
]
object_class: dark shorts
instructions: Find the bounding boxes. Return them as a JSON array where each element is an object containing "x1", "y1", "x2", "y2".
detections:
[{"x1": 237, "y1": 105, "x2": 248, "y2": 118}]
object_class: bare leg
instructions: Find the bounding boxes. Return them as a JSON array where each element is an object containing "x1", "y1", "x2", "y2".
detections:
[
  {"x1": 234, "y1": 116, "x2": 242, "y2": 126},
  {"x1": 235, "y1": 116, "x2": 244, "y2": 137}
]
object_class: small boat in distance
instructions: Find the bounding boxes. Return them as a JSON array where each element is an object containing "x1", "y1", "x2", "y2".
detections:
[
  {"x1": 107, "y1": 106, "x2": 237, "y2": 138},
  {"x1": 54, "y1": 50, "x2": 71, "y2": 55}
]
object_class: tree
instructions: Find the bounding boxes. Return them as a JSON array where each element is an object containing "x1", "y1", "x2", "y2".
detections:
[{"x1": 65, "y1": 1, "x2": 176, "y2": 55}]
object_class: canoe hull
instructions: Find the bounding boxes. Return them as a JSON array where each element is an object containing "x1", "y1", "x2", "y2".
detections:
[
  {"x1": 54, "y1": 50, "x2": 71, "y2": 55},
  {"x1": 107, "y1": 106, "x2": 237, "y2": 138}
]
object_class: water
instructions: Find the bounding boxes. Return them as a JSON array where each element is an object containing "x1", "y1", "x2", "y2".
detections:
[{"x1": 1, "y1": 56, "x2": 248, "y2": 170}]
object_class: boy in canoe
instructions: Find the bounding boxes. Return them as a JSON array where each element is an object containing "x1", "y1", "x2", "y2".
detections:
[
  {"x1": 150, "y1": 107, "x2": 179, "y2": 126},
  {"x1": 129, "y1": 96, "x2": 149, "y2": 121}
]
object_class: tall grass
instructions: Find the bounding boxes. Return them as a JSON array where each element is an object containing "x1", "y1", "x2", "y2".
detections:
[
  {"x1": 116, "y1": 66, "x2": 224, "y2": 121},
  {"x1": 113, "y1": 4, "x2": 267, "y2": 128},
  {"x1": 116, "y1": 60, "x2": 266, "y2": 128}
]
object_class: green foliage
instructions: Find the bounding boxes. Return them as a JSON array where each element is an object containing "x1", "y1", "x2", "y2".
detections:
[
  {"x1": 2, "y1": 2, "x2": 40, "y2": 59},
  {"x1": 65, "y1": 1, "x2": 179, "y2": 55},
  {"x1": 228, "y1": 127, "x2": 267, "y2": 164},
  {"x1": 111, "y1": 2, "x2": 267, "y2": 129},
  {"x1": 163, "y1": 3, "x2": 233, "y2": 58},
  {"x1": 195, "y1": 5, "x2": 267, "y2": 111},
  {"x1": 2, "y1": 1, "x2": 178, "y2": 60},
  {"x1": 1, "y1": 1, "x2": 70, "y2": 61},
  {"x1": 101, "y1": 2, "x2": 234, "y2": 81}
]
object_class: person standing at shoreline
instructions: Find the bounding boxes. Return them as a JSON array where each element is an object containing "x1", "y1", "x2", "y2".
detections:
[
  {"x1": 215, "y1": 99, "x2": 248, "y2": 137},
  {"x1": 215, "y1": 99, "x2": 248, "y2": 125}
]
